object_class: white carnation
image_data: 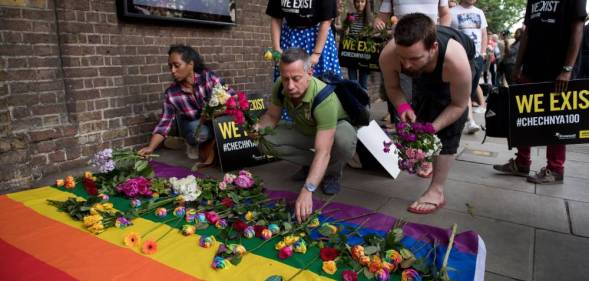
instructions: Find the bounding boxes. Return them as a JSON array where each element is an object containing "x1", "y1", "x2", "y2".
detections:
[{"x1": 170, "y1": 175, "x2": 201, "y2": 201}]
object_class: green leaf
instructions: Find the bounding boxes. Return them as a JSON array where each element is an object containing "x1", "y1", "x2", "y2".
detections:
[
  {"x1": 363, "y1": 268, "x2": 374, "y2": 279},
  {"x1": 364, "y1": 245, "x2": 379, "y2": 256},
  {"x1": 282, "y1": 222, "x2": 292, "y2": 232}
]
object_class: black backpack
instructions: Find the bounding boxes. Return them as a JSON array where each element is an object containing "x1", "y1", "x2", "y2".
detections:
[
  {"x1": 483, "y1": 86, "x2": 509, "y2": 140},
  {"x1": 278, "y1": 76, "x2": 371, "y2": 126}
]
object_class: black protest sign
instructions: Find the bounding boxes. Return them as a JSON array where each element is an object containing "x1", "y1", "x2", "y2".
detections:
[
  {"x1": 508, "y1": 79, "x2": 589, "y2": 147},
  {"x1": 213, "y1": 95, "x2": 274, "y2": 172},
  {"x1": 338, "y1": 35, "x2": 385, "y2": 72}
]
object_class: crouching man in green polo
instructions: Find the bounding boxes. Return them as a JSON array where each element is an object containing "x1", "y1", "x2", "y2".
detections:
[{"x1": 251, "y1": 48, "x2": 357, "y2": 223}]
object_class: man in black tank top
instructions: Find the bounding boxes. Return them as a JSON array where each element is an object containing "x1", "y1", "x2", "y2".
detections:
[{"x1": 379, "y1": 13, "x2": 473, "y2": 214}]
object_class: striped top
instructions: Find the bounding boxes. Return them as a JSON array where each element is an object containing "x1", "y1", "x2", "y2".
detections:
[{"x1": 348, "y1": 12, "x2": 365, "y2": 35}]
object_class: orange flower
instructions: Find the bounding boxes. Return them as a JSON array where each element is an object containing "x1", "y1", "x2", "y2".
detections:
[
  {"x1": 351, "y1": 245, "x2": 364, "y2": 260},
  {"x1": 64, "y1": 176, "x2": 76, "y2": 189},
  {"x1": 382, "y1": 261, "x2": 395, "y2": 273},
  {"x1": 359, "y1": 255, "x2": 370, "y2": 266},
  {"x1": 141, "y1": 240, "x2": 158, "y2": 255},
  {"x1": 55, "y1": 179, "x2": 64, "y2": 187},
  {"x1": 123, "y1": 232, "x2": 141, "y2": 248},
  {"x1": 369, "y1": 255, "x2": 383, "y2": 273}
]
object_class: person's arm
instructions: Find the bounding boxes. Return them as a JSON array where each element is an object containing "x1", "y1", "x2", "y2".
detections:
[
  {"x1": 256, "y1": 104, "x2": 282, "y2": 129},
  {"x1": 138, "y1": 134, "x2": 165, "y2": 156},
  {"x1": 378, "y1": 40, "x2": 416, "y2": 122},
  {"x1": 310, "y1": 19, "x2": 333, "y2": 65},
  {"x1": 271, "y1": 17, "x2": 283, "y2": 53},
  {"x1": 513, "y1": 29, "x2": 528, "y2": 82},
  {"x1": 480, "y1": 27, "x2": 488, "y2": 59},
  {"x1": 438, "y1": 5, "x2": 451, "y2": 26},
  {"x1": 435, "y1": 40, "x2": 471, "y2": 132},
  {"x1": 555, "y1": 19, "x2": 585, "y2": 92},
  {"x1": 295, "y1": 128, "x2": 336, "y2": 223}
]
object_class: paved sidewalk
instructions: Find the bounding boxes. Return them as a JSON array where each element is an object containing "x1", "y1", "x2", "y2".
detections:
[{"x1": 33, "y1": 100, "x2": 589, "y2": 281}]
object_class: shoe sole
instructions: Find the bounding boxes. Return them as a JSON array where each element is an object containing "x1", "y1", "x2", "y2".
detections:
[
  {"x1": 492, "y1": 167, "x2": 529, "y2": 177},
  {"x1": 527, "y1": 179, "x2": 563, "y2": 184}
]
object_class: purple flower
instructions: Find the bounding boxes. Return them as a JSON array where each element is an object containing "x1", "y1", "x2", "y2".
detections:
[
  {"x1": 90, "y1": 149, "x2": 116, "y2": 173},
  {"x1": 395, "y1": 122, "x2": 407, "y2": 132}
]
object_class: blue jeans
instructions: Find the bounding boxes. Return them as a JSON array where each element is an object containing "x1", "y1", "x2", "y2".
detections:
[
  {"x1": 176, "y1": 116, "x2": 212, "y2": 146},
  {"x1": 347, "y1": 67, "x2": 369, "y2": 90},
  {"x1": 471, "y1": 56, "x2": 484, "y2": 98}
]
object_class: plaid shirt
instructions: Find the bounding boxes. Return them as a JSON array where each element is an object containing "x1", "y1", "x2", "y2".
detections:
[{"x1": 153, "y1": 70, "x2": 232, "y2": 136}]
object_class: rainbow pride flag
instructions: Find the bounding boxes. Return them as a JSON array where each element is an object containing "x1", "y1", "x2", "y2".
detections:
[{"x1": 0, "y1": 161, "x2": 486, "y2": 280}]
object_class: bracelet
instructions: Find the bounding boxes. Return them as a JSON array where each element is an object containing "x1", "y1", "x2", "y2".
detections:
[
  {"x1": 303, "y1": 182, "x2": 318, "y2": 192},
  {"x1": 396, "y1": 103, "x2": 413, "y2": 115}
]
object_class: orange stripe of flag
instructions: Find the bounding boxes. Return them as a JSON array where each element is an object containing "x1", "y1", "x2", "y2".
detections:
[{"x1": 0, "y1": 196, "x2": 200, "y2": 281}]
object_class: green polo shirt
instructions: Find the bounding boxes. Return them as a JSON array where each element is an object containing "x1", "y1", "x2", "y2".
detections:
[{"x1": 271, "y1": 77, "x2": 348, "y2": 136}]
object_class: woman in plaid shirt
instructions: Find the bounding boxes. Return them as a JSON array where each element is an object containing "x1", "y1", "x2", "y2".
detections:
[{"x1": 138, "y1": 45, "x2": 233, "y2": 160}]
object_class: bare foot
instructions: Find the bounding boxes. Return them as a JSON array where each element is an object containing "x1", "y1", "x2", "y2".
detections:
[{"x1": 408, "y1": 188, "x2": 445, "y2": 214}]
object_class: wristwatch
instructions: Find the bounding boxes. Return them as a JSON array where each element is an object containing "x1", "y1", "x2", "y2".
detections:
[
  {"x1": 303, "y1": 182, "x2": 318, "y2": 192},
  {"x1": 562, "y1": 65, "x2": 574, "y2": 72}
]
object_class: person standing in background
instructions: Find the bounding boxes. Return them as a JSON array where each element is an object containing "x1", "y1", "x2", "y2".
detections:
[
  {"x1": 493, "y1": 0, "x2": 586, "y2": 184},
  {"x1": 344, "y1": 0, "x2": 373, "y2": 90},
  {"x1": 266, "y1": 0, "x2": 342, "y2": 80},
  {"x1": 450, "y1": 0, "x2": 488, "y2": 134}
]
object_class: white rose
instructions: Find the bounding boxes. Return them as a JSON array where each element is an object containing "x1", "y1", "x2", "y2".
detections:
[{"x1": 208, "y1": 97, "x2": 220, "y2": 107}]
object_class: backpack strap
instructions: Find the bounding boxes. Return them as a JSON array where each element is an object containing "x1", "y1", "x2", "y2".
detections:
[{"x1": 311, "y1": 84, "x2": 336, "y2": 113}]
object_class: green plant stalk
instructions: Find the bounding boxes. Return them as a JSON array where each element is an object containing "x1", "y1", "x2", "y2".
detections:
[
  {"x1": 155, "y1": 216, "x2": 184, "y2": 243},
  {"x1": 286, "y1": 254, "x2": 321, "y2": 281},
  {"x1": 440, "y1": 224, "x2": 458, "y2": 279},
  {"x1": 141, "y1": 216, "x2": 179, "y2": 238}
]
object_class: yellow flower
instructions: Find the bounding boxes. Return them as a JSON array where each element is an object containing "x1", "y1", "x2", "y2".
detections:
[
  {"x1": 83, "y1": 214, "x2": 103, "y2": 227},
  {"x1": 275, "y1": 241, "x2": 286, "y2": 250},
  {"x1": 55, "y1": 179, "x2": 64, "y2": 187},
  {"x1": 123, "y1": 232, "x2": 141, "y2": 248},
  {"x1": 244, "y1": 211, "x2": 254, "y2": 221},
  {"x1": 322, "y1": 260, "x2": 337, "y2": 275},
  {"x1": 90, "y1": 208, "x2": 98, "y2": 215},
  {"x1": 284, "y1": 235, "x2": 298, "y2": 246},
  {"x1": 101, "y1": 203, "x2": 114, "y2": 210},
  {"x1": 263, "y1": 50, "x2": 273, "y2": 61},
  {"x1": 87, "y1": 222, "x2": 104, "y2": 234},
  {"x1": 93, "y1": 203, "x2": 105, "y2": 212},
  {"x1": 84, "y1": 171, "x2": 93, "y2": 179}
]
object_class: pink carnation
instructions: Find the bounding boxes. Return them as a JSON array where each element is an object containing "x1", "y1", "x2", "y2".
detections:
[
  {"x1": 205, "y1": 211, "x2": 220, "y2": 224},
  {"x1": 117, "y1": 177, "x2": 152, "y2": 198},
  {"x1": 234, "y1": 174, "x2": 254, "y2": 189}
]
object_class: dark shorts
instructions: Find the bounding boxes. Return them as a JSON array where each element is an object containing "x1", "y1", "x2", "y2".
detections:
[{"x1": 412, "y1": 89, "x2": 468, "y2": 155}]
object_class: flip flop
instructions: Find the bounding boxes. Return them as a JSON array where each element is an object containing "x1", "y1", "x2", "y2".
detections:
[{"x1": 407, "y1": 200, "x2": 446, "y2": 215}]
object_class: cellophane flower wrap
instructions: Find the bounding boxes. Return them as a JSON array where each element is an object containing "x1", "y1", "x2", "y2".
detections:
[{"x1": 388, "y1": 122, "x2": 442, "y2": 174}]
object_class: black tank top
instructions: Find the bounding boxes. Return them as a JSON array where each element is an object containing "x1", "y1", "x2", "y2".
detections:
[{"x1": 413, "y1": 25, "x2": 475, "y2": 109}]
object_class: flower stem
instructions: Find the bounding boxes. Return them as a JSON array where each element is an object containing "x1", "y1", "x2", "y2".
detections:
[
  {"x1": 141, "y1": 216, "x2": 178, "y2": 238},
  {"x1": 440, "y1": 223, "x2": 457, "y2": 279},
  {"x1": 286, "y1": 254, "x2": 321, "y2": 281},
  {"x1": 155, "y1": 217, "x2": 184, "y2": 243}
]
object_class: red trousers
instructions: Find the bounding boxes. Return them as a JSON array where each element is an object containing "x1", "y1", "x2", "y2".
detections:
[{"x1": 515, "y1": 145, "x2": 566, "y2": 174}]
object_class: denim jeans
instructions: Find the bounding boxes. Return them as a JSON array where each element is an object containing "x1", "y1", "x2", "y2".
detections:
[{"x1": 176, "y1": 116, "x2": 212, "y2": 146}]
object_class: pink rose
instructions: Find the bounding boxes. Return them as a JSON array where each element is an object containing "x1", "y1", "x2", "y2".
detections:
[
  {"x1": 226, "y1": 95, "x2": 237, "y2": 109},
  {"x1": 223, "y1": 173, "x2": 236, "y2": 184},
  {"x1": 406, "y1": 148, "x2": 417, "y2": 159},
  {"x1": 234, "y1": 110, "x2": 245, "y2": 125},
  {"x1": 218, "y1": 181, "x2": 227, "y2": 190},
  {"x1": 237, "y1": 92, "x2": 249, "y2": 109}
]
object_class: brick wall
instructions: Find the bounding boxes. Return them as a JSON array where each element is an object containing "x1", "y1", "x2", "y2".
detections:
[{"x1": 0, "y1": 0, "x2": 383, "y2": 193}]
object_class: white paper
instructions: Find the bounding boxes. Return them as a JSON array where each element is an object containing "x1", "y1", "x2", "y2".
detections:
[{"x1": 357, "y1": 120, "x2": 400, "y2": 178}]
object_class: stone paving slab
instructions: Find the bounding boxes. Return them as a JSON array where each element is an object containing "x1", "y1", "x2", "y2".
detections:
[
  {"x1": 569, "y1": 200, "x2": 589, "y2": 238},
  {"x1": 379, "y1": 197, "x2": 534, "y2": 281},
  {"x1": 535, "y1": 176, "x2": 589, "y2": 202},
  {"x1": 449, "y1": 160, "x2": 535, "y2": 193},
  {"x1": 485, "y1": 272, "x2": 518, "y2": 281},
  {"x1": 534, "y1": 229, "x2": 589, "y2": 281}
]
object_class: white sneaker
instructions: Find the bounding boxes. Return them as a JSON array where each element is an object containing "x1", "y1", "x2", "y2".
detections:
[
  {"x1": 185, "y1": 144, "x2": 199, "y2": 160},
  {"x1": 465, "y1": 121, "x2": 481, "y2": 134},
  {"x1": 473, "y1": 106, "x2": 486, "y2": 114}
]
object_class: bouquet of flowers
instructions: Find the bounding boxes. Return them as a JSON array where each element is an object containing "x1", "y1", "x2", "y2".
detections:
[
  {"x1": 204, "y1": 83, "x2": 233, "y2": 119},
  {"x1": 386, "y1": 122, "x2": 442, "y2": 175},
  {"x1": 89, "y1": 148, "x2": 156, "y2": 195},
  {"x1": 224, "y1": 92, "x2": 275, "y2": 153}
]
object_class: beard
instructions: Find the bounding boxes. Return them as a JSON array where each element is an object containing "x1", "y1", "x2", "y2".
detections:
[{"x1": 400, "y1": 67, "x2": 424, "y2": 78}]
